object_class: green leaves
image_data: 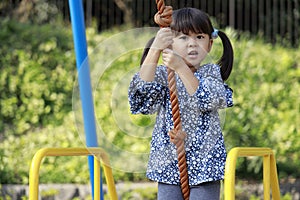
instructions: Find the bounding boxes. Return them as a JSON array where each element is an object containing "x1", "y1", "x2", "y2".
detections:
[
  {"x1": 0, "y1": 20, "x2": 299, "y2": 184},
  {"x1": 0, "y1": 20, "x2": 75, "y2": 135},
  {"x1": 223, "y1": 31, "x2": 300, "y2": 178}
]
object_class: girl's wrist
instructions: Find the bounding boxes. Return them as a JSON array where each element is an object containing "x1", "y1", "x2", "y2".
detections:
[
  {"x1": 149, "y1": 47, "x2": 162, "y2": 55},
  {"x1": 176, "y1": 63, "x2": 190, "y2": 75}
]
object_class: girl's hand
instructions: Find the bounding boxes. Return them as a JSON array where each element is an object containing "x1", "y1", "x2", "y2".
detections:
[
  {"x1": 162, "y1": 48, "x2": 199, "y2": 95},
  {"x1": 162, "y1": 48, "x2": 186, "y2": 71},
  {"x1": 152, "y1": 28, "x2": 173, "y2": 51}
]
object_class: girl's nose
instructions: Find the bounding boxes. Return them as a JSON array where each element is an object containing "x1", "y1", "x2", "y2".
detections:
[{"x1": 188, "y1": 37, "x2": 198, "y2": 47}]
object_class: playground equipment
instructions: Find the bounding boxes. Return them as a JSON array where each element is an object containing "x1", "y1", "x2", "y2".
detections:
[
  {"x1": 68, "y1": 0, "x2": 99, "y2": 196},
  {"x1": 224, "y1": 147, "x2": 281, "y2": 200},
  {"x1": 29, "y1": 148, "x2": 117, "y2": 200},
  {"x1": 154, "y1": 0, "x2": 190, "y2": 198},
  {"x1": 29, "y1": 147, "x2": 281, "y2": 199},
  {"x1": 28, "y1": 0, "x2": 279, "y2": 199}
]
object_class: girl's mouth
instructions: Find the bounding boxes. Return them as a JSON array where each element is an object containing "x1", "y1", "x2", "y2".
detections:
[
  {"x1": 188, "y1": 50, "x2": 199, "y2": 59},
  {"x1": 188, "y1": 50, "x2": 198, "y2": 55}
]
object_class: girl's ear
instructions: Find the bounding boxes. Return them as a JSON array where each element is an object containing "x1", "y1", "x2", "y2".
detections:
[{"x1": 207, "y1": 39, "x2": 213, "y2": 52}]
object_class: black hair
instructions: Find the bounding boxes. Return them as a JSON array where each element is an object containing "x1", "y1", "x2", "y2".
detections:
[
  {"x1": 140, "y1": 8, "x2": 234, "y2": 81},
  {"x1": 216, "y1": 31, "x2": 234, "y2": 81},
  {"x1": 140, "y1": 37, "x2": 155, "y2": 66},
  {"x1": 170, "y1": 8, "x2": 233, "y2": 81}
]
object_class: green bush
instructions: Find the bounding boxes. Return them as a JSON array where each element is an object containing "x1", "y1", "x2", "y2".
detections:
[
  {"x1": 0, "y1": 19, "x2": 75, "y2": 135},
  {"x1": 0, "y1": 18, "x2": 299, "y2": 185},
  {"x1": 0, "y1": 19, "x2": 79, "y2": 184},
  {"x1": 222, "y1": 31, "x2": 300, "y2": 179},
  {"x1": 120, "y1": 187, "x2": 157, "y2": 200}
]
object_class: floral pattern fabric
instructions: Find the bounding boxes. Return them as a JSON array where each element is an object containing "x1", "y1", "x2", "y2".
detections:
[{"x1": 128, "y1": 63, "x2": 233, "y2": 185}]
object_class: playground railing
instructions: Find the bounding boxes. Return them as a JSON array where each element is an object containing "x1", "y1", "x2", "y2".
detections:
[
  {"x1": 29, "y1": 147, "x2": 118, "y2": 200},
  {"x1": 30, "y1": 147, "x2": 281, "y2": 199},
  {"x1": 224, "y1": 147, "x2": 280, "y2": 200}
]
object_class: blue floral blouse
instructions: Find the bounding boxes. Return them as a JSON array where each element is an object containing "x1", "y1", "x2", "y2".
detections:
[{"x1": 128, "y1": 63, "x2": 233, "y2": 186}]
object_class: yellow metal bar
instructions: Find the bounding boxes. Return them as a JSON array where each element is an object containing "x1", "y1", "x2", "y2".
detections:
[
  {"x1": 224, "y1": 147, "x2": 239, "y2": 200},
  {"x1": 29, "y1": 148, "x2": 49, "y2": 200},
  {"x1": 224, "y1": 147, "x2": 280, "y2": 200},
  {"x1": 94, "y1": 156, "x2": 101, "y2": 200},
  {"x1": 270, "y1": 155, "x2": 281, "y2": 199},
  {"x1": 29, "y1": 147, "x2": 117, "y2": 200},
  {"x1": 263, "y1": 155, "x2": 270, "y2": 200},
  {"x1": 97, "y1": 151, "x2": 118, "y2": 200}
]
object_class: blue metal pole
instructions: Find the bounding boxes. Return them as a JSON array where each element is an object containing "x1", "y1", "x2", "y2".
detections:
[{"x1": 68, "y1": 0, "x2": 98, "y2": 198}]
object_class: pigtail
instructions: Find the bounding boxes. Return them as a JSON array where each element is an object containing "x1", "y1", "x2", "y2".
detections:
[
  {"x1": 140, "y1": 37, "x2": 155, "y2": 66},
  {"x1": 216, "y1": 30, "x2": 234, "y2": 81}
]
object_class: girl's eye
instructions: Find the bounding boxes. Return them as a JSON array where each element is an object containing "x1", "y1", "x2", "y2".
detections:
[
  {"x1": 179, "y1": 35, "x2": 188, "y2": 40},
  {"x1": 197, "y1": 35, "x2": 205, "y2": 39}
]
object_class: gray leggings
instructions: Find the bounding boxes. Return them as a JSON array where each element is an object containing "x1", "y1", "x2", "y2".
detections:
[{"x1": 157, "y1": 181, "x2": 220, "y2": 200}]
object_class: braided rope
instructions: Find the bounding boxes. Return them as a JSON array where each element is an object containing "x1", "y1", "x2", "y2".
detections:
[{"x1": 154, "y1": 1, "x2": 190, "y2": 199}]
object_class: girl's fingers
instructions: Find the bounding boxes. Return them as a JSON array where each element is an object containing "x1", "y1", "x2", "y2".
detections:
[
  {"x1": 162, "y1": 48, "x2": 172, "y2": 54},
  {"x1": 162, "y1": 49, "x2": 175, "y2": 67},
  {"x1": 153, "y1": 29, "x2": 173, "y2": 50}
]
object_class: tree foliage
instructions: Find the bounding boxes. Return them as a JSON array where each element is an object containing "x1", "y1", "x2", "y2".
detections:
[
  {"x1": 222, "y1": 31, "x2": 300, "y2": 179},
  {"x1": 0, "y1": 19, "x2": 75, "y2": 136},
  {"x1": 0, "y1": 19, "x2": 299, "y2": 184}
]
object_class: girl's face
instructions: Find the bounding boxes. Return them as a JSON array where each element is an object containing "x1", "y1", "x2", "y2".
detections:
[{"x1": 172, "y1": 31, "x2": 213, "y2": 68}]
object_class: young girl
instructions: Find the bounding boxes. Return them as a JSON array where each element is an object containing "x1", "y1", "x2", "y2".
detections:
[{"x1": 128, "y1": 7, "x2": 233, "y2": 200}]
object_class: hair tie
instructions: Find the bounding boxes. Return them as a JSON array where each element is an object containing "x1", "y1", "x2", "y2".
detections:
[{"x1": 211, "y1": 28, "x2": 219, "y2": 39}]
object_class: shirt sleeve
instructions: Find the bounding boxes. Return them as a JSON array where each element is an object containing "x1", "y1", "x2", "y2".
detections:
[
  {"x1": 194, "y1": 64, "x2": 233, "y2": 111},
  {"x1": 128, "y1": 67, "x2": 168, "y2": 114},
  {"x1": 224, "y1": 83, "x2": 234, "y2": 107}
]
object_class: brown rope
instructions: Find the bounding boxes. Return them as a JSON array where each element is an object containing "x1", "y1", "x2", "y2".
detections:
[{"x1": 154, "y1": 0, "x2": 190, "y2": 199}]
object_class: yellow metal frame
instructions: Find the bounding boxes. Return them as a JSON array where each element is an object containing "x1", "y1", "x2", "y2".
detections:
[
  {"x1": 224, "y1": 147, "x2": 280, "y2": 200},
  {"x1": 29, "y1": 147, "x2": 118, "y2": 200}
]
